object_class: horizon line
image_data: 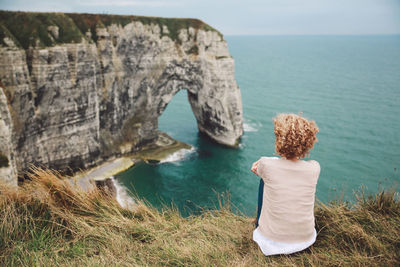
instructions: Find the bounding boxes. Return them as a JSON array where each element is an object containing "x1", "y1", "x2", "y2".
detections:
[{"x1": 224, "y1": 33, "x2": 400, "y2": 37}]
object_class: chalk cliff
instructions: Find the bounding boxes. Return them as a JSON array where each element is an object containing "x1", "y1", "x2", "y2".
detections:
[
  {"x1": 0, "y1": 86, "x2": 17, "y2": 186},
  {"x1": 0, "y1": 11, "x2": 243, "y2": 184}
]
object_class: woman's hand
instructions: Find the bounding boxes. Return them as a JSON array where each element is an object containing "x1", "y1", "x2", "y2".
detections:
[{"x1": 251, "y1": 160, "x2": 260, "y2": 175}]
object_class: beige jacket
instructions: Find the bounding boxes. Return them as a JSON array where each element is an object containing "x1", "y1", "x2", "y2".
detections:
[{"x1": 256, "y1": 157, "x2": 320, "y2": 243}]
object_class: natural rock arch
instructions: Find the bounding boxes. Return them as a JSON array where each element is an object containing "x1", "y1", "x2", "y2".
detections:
[
  {"x1": 0, "y1": 12, "x2": 243, "y2": 179},
  {"x1": 153, "y1": 59, "x2": 243, "y2": 147}
]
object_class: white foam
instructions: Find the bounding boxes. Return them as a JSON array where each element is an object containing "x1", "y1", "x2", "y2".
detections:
[
  {"x1": 160, "y1": 147, "x2": 196, "y2": 163},
  {"x1": 110, "y1": 176, "x2": 137, "y2": 211},
  {"x1": 243, "y1": 121, "x2": 260, "y2": 132}
]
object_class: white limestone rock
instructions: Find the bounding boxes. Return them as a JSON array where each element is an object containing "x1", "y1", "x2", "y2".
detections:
[
  {"x1": 0, "y1": 16, "x2": 243, "y2": 181},
  {"x1": 0, "y1": 87, "x2": 18, "y2": 187},
  {"x1": 47, "y1": 26, "x2": 59, "y2": 39}
]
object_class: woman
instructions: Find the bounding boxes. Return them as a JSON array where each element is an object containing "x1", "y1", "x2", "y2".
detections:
[{"x1": 251, "y1": 113, "x2": 320, "y2": 256}]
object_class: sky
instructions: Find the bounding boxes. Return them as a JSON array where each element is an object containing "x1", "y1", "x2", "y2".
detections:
[{"x1": 0, "y1": 0, "x2": 399, "y2": 35}]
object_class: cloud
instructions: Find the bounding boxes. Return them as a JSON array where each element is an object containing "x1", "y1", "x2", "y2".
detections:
[{"x1": 82, "y1": 0, "x2": 182, "y2": 7}]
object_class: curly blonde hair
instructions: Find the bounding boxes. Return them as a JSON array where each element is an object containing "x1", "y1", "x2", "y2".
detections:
[{"x1": 273, "y1": 113, "x2": 319, "y2": 159}]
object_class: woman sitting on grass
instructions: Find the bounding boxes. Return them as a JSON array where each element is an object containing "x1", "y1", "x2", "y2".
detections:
[{"x1": 251, "y1": 113, "x2": 320, "y2": 256}]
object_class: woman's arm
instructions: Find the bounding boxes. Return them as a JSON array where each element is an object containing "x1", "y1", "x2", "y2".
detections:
[
  {"x1": 251, "y1": 160, "x2": 260, "y2": 176},
  {"x1": 252, "y1": 157, "x2": 271, "y2": 179}
]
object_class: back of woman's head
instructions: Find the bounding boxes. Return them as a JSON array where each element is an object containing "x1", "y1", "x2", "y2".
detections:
[{"x1": 273, "y1": 113, "x2": 319, "y2": 160}]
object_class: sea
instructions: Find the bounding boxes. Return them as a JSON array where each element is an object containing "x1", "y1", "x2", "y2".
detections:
[{"x1": 116, "y1": 35, "x2": 400, "y2": 217}]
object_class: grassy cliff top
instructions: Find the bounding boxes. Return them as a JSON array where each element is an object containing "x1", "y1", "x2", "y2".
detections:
[
  {"x1": 0, "y1": 10, "x2": 222, "y2": 49},
  {"x1": 0, "y1": 168, "x2": 399, "y2": 266}
]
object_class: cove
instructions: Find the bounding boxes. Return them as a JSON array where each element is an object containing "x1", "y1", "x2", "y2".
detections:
[
  {"x1": 117, "y1": 35, "x2": 400, "y2": 216},
  {"x1": 116, "y1": 90, "x2": 251, "y2": 216}
]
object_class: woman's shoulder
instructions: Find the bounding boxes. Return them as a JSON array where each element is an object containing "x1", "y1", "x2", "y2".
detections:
[
  {"x1": 306, "y1": 159, "x2": 321, "y2": 172},
  {"x1": 258, "y1": 157, "x2": 280, "y2": 169},
  {"x1": 256, "y1": 157, "x2": 279, "y2": 177},
  {"x1": 260, "y1": 156, "x2": 280, "y2": 160},
  {"x1": 259, "y1": 156, "x2": 280, "y2": 163},
  {"x1": 306, "y1": 159, "x2": 320, "y2": 166}
]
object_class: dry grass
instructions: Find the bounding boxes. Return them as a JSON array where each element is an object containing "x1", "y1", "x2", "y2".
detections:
[{"x1": 0, "y1": 168, "x2": 399, "y2": 266}]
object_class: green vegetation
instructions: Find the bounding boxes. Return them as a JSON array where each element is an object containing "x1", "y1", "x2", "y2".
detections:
[
  {"x1": 0, "y1": 168, "x2": 399, "y2": 266},
  {"x1": 0, "y1": 153, "x2": 9, "y2": 167},
  {"x1": 66, "y1": 13, "x2": 222, "y2": 44},
  {"x1": 0, "y1": 10, "x2": 222, "y2": 49},
  {"x1": 0, "y1": 11, "x2": 84, "y2": 49},
  {"x1": 216, "y1": 56, "x2": 231, "y2": 60},
  {"x1": 0, "y1": 23, "x2": 20, "y2": 47}
]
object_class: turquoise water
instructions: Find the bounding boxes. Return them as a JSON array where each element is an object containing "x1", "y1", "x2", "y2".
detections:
[{"x1": 117, "y1": 35, "x2": 400, "y2": 216}]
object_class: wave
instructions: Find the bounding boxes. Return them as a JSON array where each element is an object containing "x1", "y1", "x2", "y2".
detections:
[
  {"x1": 110, "y1": 176, "x2": 137, "y2": 211},
  {"x1": 243, "y1": 121, "x2": 260, "y2": 132},
  {"x1": 160, "y1": 147, "x2": 196, "y2": 164}
]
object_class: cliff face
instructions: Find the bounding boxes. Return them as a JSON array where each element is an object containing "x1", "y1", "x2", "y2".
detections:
[
  {"x1": 0, "y1": 11, "x2": 243, "y2": 183},
  {"x1": 0, "y1": 86, "x2": 17, "y2": 186}
]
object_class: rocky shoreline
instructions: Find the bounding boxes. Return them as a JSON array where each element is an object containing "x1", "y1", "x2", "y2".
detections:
[{"x1": 69, "y1": 131, "x2": 191, "y2": 206}]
